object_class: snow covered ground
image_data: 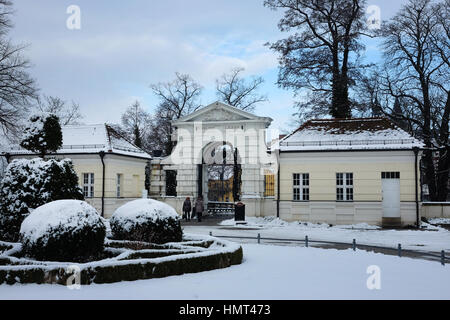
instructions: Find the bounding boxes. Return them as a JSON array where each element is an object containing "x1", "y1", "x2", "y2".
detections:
[
  {"x1": 185, "y1": 217, "x2": 450, "y2": 253},
  {"x1": 1, "y1": 244, "x2": 449, "y2": 300},
  {"x1": 429, "y1": 218, "x2": 450, "y2": 225}
]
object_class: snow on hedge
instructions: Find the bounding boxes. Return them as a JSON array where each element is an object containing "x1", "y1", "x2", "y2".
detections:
[
  {"x1": 111, "y1": 199, "x2": 179, "y2": 232},
  {"x1": 20, "y1": 112, "x2": 47, "y2": 149},
  {"x1": 20, "y1": 200, "x2": 104, "y2": 245},
  {"x1": 110, "y1": 199, "x2": 182, "y2": 244},
  {"x1": 0, "y1": 158, "x2": 84, "y2": 242},
  {"x1": 0, "y1": 158, "x2": 83, "y2": 215},
  {"x1": 0, "y1": 234, "x2": 241, "y2": 269}
]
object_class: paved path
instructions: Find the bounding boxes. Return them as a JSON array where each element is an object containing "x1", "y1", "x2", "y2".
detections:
[
  {"x1": 183, "y1": 223, "x2": 449, "y2": 265},
  {"x1": 180, "y1": 214, "x2": 232, "y2": 227}
]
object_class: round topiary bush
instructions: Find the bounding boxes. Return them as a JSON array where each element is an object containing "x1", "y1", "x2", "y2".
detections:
[
  {"x1": 110, "y1": 199, "x2": 182, "y2": 244},
  {"x1": 20, "y1": 200, "x2": 106, "y2": 262}
]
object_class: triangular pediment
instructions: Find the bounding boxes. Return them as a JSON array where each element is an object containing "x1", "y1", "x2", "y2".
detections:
[{"x1": 174, "y1": 101, "x2": 267, "y2": 124}]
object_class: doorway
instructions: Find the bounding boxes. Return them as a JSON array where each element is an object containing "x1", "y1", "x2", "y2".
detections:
[
  {"x1": 382, "y1": 172, "x2": 401, "y2": 219},
  {"x1": 201, "y1": 142, "x2": 241, "y2": 215}
]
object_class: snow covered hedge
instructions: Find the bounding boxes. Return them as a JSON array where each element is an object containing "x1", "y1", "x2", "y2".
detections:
[
  {"x1": 20, "y1": 200, "x2": 106, "y2": 262},
  {"x1": 110, "y1": 199, "x2": 182, "y2": 244},
  {"x1": 20, "y1": 113, "x2": 63, "y2": 157},
  {"x1": 0, "y1": 234, "x2": 243, "y2": 285},
  {"x1": 0, "y1": 158, "x2": 84, "y2": 242}
]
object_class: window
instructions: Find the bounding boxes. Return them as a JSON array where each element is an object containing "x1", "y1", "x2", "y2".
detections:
[
  {"x1": 337, "y1": 173, "x2": 353, "y2": 201},
  {"x1": 382, "y1": 172, "x2": 400, "y2": 179},
  {"x1": 83, "y1": 173, "x2": 94, "y2": 198},
  {"x1": 116, "y1": 174, "x2": 122, "y2": 198},
  {"x1": 264, "y1": 174, "x2": 275, "y2": 197},
  {"x1": 166, "y1": 170, "x2": 177, "y2": 197},
  {"x1": 293, "y1": 173, "x2": 310, "y2": 201}
]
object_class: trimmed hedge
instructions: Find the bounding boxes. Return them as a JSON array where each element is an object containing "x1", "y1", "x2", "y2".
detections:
[
  {"x1": 21, "y1": 224, "x2": 106, "y2": 263},
  {"x1": 110, "y1": 199, "x2": 183, "y2": 244},
  {"x1": 20, "y1": 201, "x2": 106, "y2": 262},
  {"x1": 111, "y1": 217, "x2": 182, "y2": 244},
  {"x1": 0, "y1": 236, "x2": 243, "y2": 285}
]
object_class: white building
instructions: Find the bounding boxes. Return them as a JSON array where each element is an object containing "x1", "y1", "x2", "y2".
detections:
[
  {"x1": 277, "y1": 118, "x2": 424, "y2": 227},
  {"x1": 150, "y1": 101, "x2": 277, "y2": 217},
  {"x1": 6, "y1": 124, "x2": 151, "y2": 217}
]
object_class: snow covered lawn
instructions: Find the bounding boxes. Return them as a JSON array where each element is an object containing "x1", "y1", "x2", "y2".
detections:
[
  {"x1": 184, "y1": 217, "x2": 450, "y2": 253},
  {"x1": 1, "y1": 244, "x2": 449, "y2": 300}
]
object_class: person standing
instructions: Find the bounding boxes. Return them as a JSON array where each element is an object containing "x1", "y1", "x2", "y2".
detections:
[
  {"x1": 194, "y1": 196, "x2": 204, "y2": 223},
  {"x1": 182, "y1": 197, "x2": 192, "y2": 221}
]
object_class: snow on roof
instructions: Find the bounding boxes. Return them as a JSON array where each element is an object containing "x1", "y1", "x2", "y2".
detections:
[
  {"x1": 280, "y1": 118, "x2": 424, "y2": 152},
  {"x1": 7, "y1": 124, "x2": 151, "y2": 159}
]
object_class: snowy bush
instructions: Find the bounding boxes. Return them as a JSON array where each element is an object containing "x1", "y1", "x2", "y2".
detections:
[
  {"x1": 20, "y1": 200, "x2": 106, "y2": 262},
  {"x1": 110, "y1": 199, "x2": 182, "y2": 244},
  {"x1": 20, "y1": 113, "x2": 62, "y2": 157},
  {"x1": 0, "y1": 158, "x2": 84, "y2": 242}
]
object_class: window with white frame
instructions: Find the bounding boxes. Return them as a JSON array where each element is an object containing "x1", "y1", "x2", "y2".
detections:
[
  {"x1": 83, "y1": 173, "x2": 94, "y2": 198},
  {"x1": 116, "y1": 174, "x2": 122, "y2": 198},
  {"x1": 336, "y1": 173, "x2": 353, "y2": 201},
  {"x1": 293, "y1": 173, "x2": 310, "y2": 201}
]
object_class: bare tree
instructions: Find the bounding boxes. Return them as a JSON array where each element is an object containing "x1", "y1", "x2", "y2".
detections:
[
  {"x1": 150, "y1": 73, "x2": 202, "y2": 119},
  {"x1": 146, "y1": 102, "x2": 174, "y2": 156},
  {"x1": 36, "y1": 95, "x2": 84, "y2": 126},
  {"x1": 216, "y1": 67, "x2": 268, "y2": 112},
  {"x1": 0, "y1": 0, "x2": 13, "y2": 37},
  {"x1": 119, "y1": 100, "x2": 151, "y2": 149},
  {"x1": 264, "y1": 0, "x2": 371, "y2": 119},
  {"x1": 0, "y1": 1, "x2": 37, "y2": 138},
  {"x1": 0, "y1": 40, "x2": 37, "y2": 137},
  {"x1": 379, "y1": 0, "x2": 449, "y2": 201},
  {"x1": 149, "y1": 73, "x2": 203, "y2": 155}
]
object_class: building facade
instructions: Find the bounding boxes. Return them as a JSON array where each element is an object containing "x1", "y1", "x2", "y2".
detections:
[
  {"x1": 150, "y1": 101, "x2": 277, "y2": 217},
  {"x1": 277, "y1": 118, "x2": 424, "y2": 227},
  {"x1": 6, "y1": 124, "x2": 151, "y2": 217},
  {"x1": 2, "y1": 106, "x2": 431, "y2": 227}
]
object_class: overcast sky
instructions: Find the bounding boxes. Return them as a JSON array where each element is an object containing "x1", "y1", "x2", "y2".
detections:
[{"x1": 10, "y1": 0, "x2": 408, "y2": 132}]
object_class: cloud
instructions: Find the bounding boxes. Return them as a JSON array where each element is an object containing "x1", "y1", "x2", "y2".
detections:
[{"x1": 5, "y1": 0, "x2": 293, "y2": 126}]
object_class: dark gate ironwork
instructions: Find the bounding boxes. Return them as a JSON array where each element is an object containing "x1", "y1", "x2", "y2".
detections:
[{"x1": 202, "y1": 144, "x2": 242, "y2": 216}]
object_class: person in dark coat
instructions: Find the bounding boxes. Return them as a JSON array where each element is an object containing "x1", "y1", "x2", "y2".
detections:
[
  {"x1": 182, "y1": 197, "x2": 192, "y2": 221},
  {"x1": 194, "y1": 196, "x2": 204, "y2": 223}
]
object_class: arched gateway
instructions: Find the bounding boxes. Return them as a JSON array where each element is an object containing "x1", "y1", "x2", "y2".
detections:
[{"x1": 149, "y1": 101, "x2": 277, "y2": 217}]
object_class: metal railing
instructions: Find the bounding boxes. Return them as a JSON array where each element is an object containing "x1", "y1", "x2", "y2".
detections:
[
  {"x1": 60, "y1": 144, "x2": 105, "y2": 150},
  {"x1": 208, "y1": 231, "x2": 449, "y2": 266},
  {"x1": 207, "y1": 202, "x2": 235, "y2": 215},
  {"x1": 280, "y1": 139, "x2": 416, "y2": 147}
]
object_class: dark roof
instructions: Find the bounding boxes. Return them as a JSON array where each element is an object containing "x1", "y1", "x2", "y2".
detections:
[
  {"x1": 291, "y1": 118, "x2": 398, "y2": 136},
  {"x1": 279, "y1": 117, "x2": 424, "y2": 151}
]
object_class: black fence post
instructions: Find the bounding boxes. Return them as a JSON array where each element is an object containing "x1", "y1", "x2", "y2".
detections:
[
  {"x1": 398, "y1": 244, "x2": 402, "y2": 257},
  {"x1": 442, "y1": 251, "x2": 446, "y2": 266},
  {"x1": 305, "y1": 236, "x2": 309, "y2": 248},
  {"x1": 353, "y1": 239, "x2": 356, "y2": 251},
  {"x1": 257, "y1": 233, "x2": 261, "y2": 244}
]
